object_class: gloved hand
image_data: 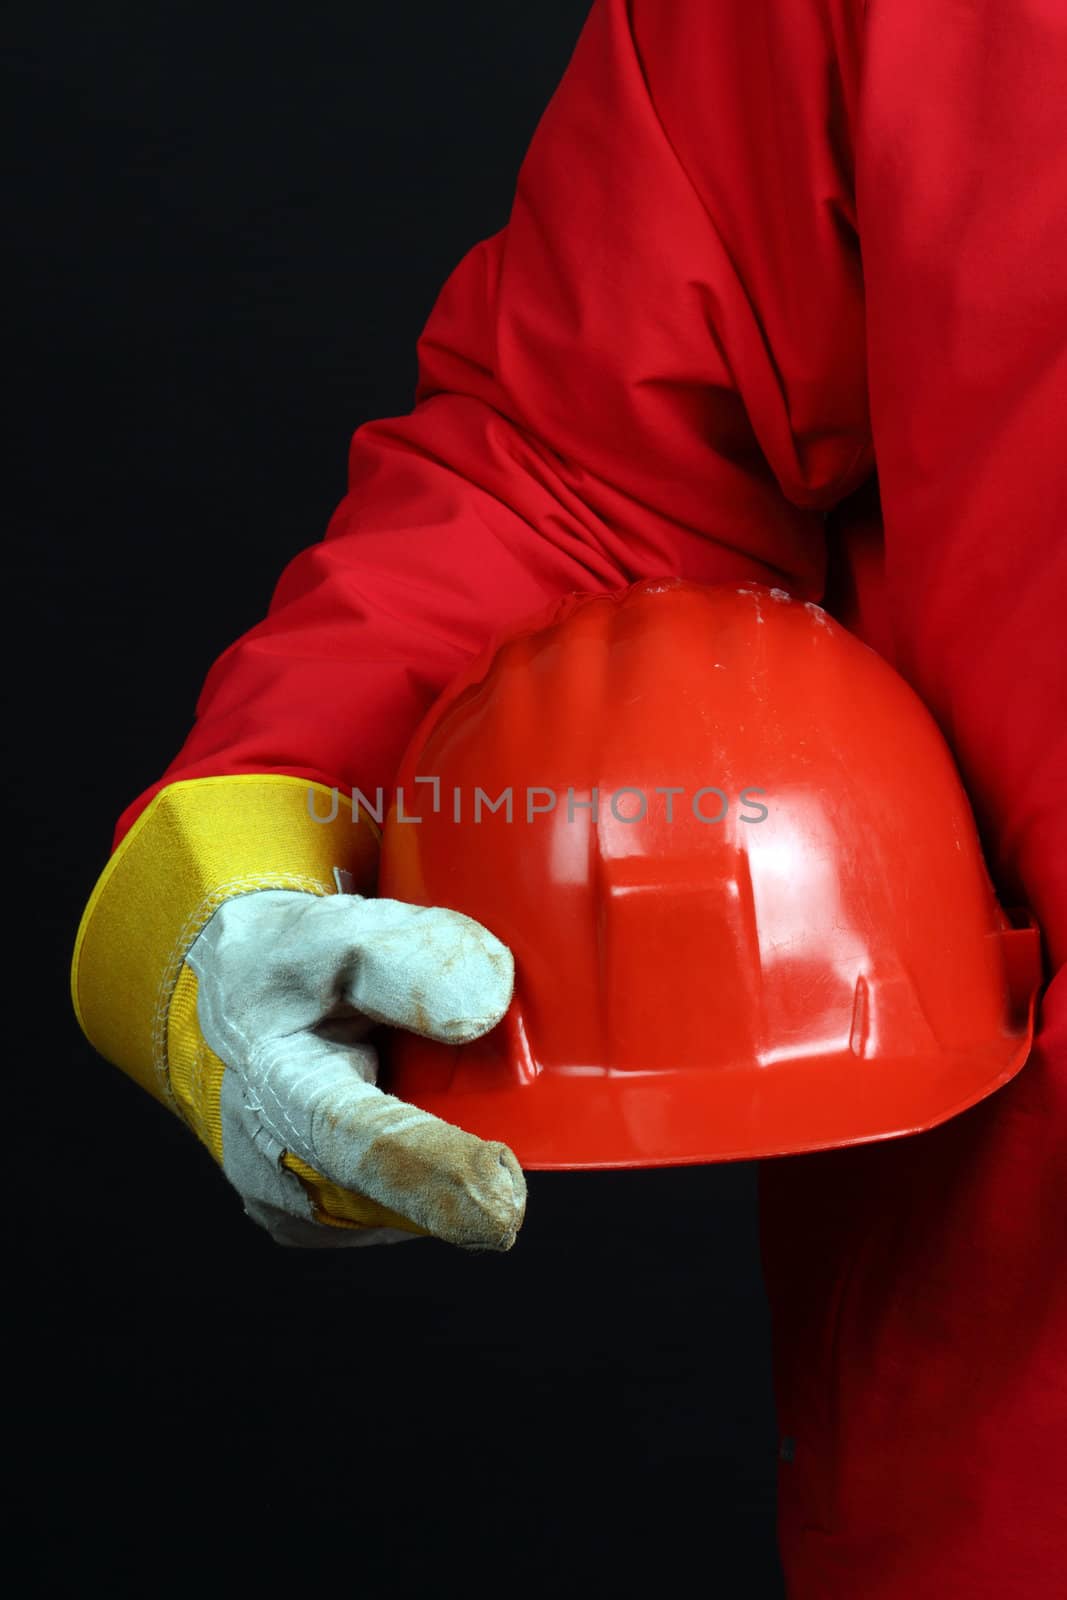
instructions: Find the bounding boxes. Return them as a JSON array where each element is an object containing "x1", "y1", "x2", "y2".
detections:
[{"x1": 185, "y1": 888, "x2": 525, "y2": 1251}]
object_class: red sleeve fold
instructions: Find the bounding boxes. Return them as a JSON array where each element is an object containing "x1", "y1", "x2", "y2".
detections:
[{"x1": 115, "y1": 0, "x2": 871, "y2": 848}]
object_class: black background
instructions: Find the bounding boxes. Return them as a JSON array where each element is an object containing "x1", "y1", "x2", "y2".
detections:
[{"x1": 12, "y1": 4, "x2": 784, "y2": 1592}]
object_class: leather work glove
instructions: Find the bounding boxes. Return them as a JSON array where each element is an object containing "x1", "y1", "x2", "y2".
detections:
[{"x1": 184, "y1": 887, "x2": 525, "y2": 1251}]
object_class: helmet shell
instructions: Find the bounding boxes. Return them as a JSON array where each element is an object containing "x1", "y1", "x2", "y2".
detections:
[{"x1": 378, "y1": 580, "x2": 1042, "y2": 1167}]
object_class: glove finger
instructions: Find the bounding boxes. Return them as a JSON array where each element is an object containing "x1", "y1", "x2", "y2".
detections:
[
  {"x1": 244, "y1": 1032, "x2": 526, "y2": 1251},
  {"x1": 335, "y1": 898, "x2": 514, "y2": 1043}
]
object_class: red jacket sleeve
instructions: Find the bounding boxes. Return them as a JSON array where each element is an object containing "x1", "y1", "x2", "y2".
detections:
[{"x1": 113, "y1": 0, "x2": 872, "y2": 847}]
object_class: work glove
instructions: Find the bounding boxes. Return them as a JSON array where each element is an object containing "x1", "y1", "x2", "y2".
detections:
[{"x1": 185, "y1": 887, "x2": 525, "y2": 1251}]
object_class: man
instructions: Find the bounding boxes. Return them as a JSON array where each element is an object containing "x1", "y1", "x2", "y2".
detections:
[{"x1": 72, "y1": 3, "x2": 1066, "y2": 1593}]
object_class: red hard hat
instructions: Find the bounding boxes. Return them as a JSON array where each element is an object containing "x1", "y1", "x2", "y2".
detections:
[{"x1": 378, "y1": 580, "x2": 1042, "y2": 1169}]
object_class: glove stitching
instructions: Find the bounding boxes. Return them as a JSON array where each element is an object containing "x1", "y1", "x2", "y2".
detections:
[{"x1": 242, "y1": 1039, "x2": 319, "y2": 1166}]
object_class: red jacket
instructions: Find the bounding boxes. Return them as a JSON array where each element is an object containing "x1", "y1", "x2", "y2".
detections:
[{"x1": 93, "y1": 3, "x2": 1067, "y2": 1591}]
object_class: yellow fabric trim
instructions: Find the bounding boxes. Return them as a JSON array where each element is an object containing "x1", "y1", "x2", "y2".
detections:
[
  {"x1": 71, "y1": 774, "x2": 379, "y2": 1110},
  {"x1": 282, "y1": 1153, "x2": 432, "y2": 1235},
  {"x1": 168, "y1": 963, "x2": 227, "y2": 1162}
]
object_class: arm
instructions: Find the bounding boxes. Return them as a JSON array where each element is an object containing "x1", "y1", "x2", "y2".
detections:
[{"x1": 72, "y1": 0, "x2": 872, "y2": 1224}]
